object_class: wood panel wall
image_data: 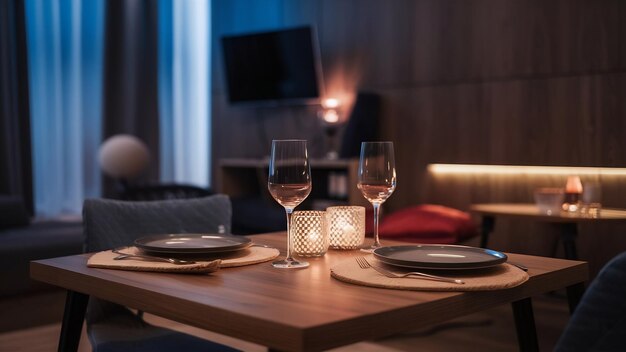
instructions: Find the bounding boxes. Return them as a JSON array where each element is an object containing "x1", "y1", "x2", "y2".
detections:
[{"x1": 211, "y1": 0, "x2": 626, "y2": 272}]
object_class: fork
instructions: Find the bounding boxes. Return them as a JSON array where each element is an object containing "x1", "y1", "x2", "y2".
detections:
[
  {"x1": 112, "y1": 248, "x2": 196, "y2": 265},
  {"x1": 355, "y1": 257, "x2": 464, "y2": 284}
]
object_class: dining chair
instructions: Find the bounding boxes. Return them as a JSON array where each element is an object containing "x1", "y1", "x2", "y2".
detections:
[
  {"x1": 83, "y1": 195, "x2": 238, "y2": 352},
  {"x1": 554, "y1": 251, "x2": 626, "y2": 351}
]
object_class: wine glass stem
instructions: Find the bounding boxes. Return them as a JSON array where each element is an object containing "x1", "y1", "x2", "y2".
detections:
[
  {"x1": 285, "y1": 207, "x2": 294, "y2": 260},
  {"x1": 372, "y1": 203, "x2": 381, "y2": 248}
]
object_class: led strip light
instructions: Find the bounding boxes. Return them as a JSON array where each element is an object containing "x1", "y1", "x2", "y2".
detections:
[{"x1": 427, "y1": 164, "x2": 626, "y2": 176}]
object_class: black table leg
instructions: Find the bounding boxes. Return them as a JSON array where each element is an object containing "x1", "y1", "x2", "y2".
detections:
[
  {"x1": 512, "y1": 298, "x2": 539, "y2": 352},
  {"x1": 561, "y1": 223, "x2": 579, "y2": 260},
  {"x1": 566, "y1": 282, "x2": 585, "y2": 314},
  {"x1": 58, "y1": 290, "x2": 89, "y2": 352},
  {"x1": 480, "y1": 215, "x2": 495, "y2": 248}
]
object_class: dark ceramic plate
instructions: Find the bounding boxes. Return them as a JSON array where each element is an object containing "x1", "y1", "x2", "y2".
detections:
[
  {"x1": 134, "y1": 233, "x2": 251, "y2": 254},
  {"x1": 373, "y1": 245, "x2": 507, "y2": 270}
]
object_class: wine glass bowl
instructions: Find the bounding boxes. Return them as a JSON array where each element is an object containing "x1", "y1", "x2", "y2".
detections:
[
  {"x1": 357, "y1": 141, "x2": 397, "y2": 251},
  {"x1": 268, "y1": 140, "x2": 312, "y2": 269},
  {"x1": 358, "y1": 183, "x2": 395, "y2": 204}
]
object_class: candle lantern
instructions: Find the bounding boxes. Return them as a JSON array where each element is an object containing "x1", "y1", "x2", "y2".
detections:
[
  {"x1": 292, "y1": 211, "x2": 328, "y2": 257},
  {"x1": 563, "y1": 176, "x2": 583, "y2": 212},
  {"x1": 326, "y1": 206, "x2": 366, "y2": 249}
]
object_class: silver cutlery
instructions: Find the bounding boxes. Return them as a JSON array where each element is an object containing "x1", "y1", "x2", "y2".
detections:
[
  {"x1": 509, "y1": 262, "x2": 528, "y2": 272},
  {"x1": 355, "y1": 256, "x2": 464, "y2": 284},
  {"x1": 112, "y1": 248, "x2": 196, "y2": 265}
]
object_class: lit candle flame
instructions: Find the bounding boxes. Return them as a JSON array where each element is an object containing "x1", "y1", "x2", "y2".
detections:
[
  {"x1": 566, "y1": 176, "x2": 583, "y2": 193},
  {"x1": 323, "y1": 109, "x2": 339, "y2": 123},
  {"x1": 308, "y1": 231, "x2": 320, "y2": 241}
]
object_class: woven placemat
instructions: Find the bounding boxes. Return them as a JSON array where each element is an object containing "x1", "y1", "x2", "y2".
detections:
[
  {"x1": 220, "y1": 246, "x2": 280, "y2": 267},
  {"x1": 331, "y1": 255, "x2": 528, "y2": 291},
  {"x1": 87, "y1": 246, "x2": 279, "y2": 273}
]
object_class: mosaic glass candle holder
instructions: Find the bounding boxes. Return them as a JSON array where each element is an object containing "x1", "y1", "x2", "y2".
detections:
[
  {"x1": 291, "y1": 210, "x2": 329, "y2": 257},
  {"x1": 326, "y1": 206, "x2": 366, "y2": 249}
]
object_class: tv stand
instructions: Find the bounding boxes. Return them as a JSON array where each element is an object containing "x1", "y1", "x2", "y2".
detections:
[{"x1": 217, "y1": 158, "x2": 368, "y2": 209}]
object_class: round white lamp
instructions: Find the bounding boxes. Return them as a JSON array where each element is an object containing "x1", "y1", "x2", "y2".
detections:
[{"x1": 98, "y1": 134, "x2": 150, "y2": 179}]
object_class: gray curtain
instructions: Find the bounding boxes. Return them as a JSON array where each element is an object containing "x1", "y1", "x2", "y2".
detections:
[
  {"x1": 102, "y1": 0, "x2": 160, "y2": 197},
  {"x1": 0, "y1": 0, "x2": 33, "y2": 214}
]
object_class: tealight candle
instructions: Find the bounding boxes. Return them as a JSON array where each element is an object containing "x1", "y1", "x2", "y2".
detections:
[
  {"x1": 291, "y1": 211, "x2": 328, "y2": 257},
  {"x1": 326, "y1": 206, "x2": 365, "y2": 249}
]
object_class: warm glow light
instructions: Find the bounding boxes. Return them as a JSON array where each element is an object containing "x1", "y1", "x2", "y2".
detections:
[
  {"x1": 323, "y1": 109, "x2": 339, "y2": 123},
  {"x1": 428, "y1": 164, "x2": 626, "y2": 176},
  {"x1": 327, "y1": 206, "x2": 365, "y2": 250},
  {"x1": 323, "y1": 98, "x2": 340, "y2": 109},
  {"x1": 565, "y1": 176, "x2": 583, "y2": 193},
  {"x1": 292, "y1": 211, "x2": 328, "y2": 257}
]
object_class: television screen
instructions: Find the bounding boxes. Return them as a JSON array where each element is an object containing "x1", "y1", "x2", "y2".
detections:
[{"x1": 222, "y1": 26, "x2": 321, "y2": 105}]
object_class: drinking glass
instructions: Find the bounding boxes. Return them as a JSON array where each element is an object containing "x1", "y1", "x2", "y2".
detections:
[
  {"x1": 268, "y1": 140, "x2": 312, "y2": 268},
  {"x1": 357, "y1": 141, "x2": 397, "y2": 251}
]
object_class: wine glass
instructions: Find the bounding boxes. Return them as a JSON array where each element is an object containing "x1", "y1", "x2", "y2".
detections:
[
  {"x1": 357, "y1": 141, "x2": 397, "y2": 251},
  {"x1": 268, "y1": 140, "x2": 312, "y2": 269}
]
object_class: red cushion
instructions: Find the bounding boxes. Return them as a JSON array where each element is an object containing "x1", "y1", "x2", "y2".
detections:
[{"x1": 378, "y1": 204, "x2": 478, "y2": 244}]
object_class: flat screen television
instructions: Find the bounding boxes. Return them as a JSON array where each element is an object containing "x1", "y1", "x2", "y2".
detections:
[{"x1": 221, "y1": 26, "x2": 322, "y2": 105}]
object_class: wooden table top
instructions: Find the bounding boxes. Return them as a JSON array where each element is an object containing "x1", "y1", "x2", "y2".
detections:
[
  {"x1": 470, "y1": 203, "x2": 626, "y2": 223},
  {"x1": 31, "y1": 232, "x2": 588, "y2": 352}
]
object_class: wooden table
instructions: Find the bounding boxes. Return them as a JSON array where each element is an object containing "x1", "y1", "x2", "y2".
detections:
[
  {"x1": 470, "y1": 203, "x2": 626, "y2": 260},
  {"x1": 31, "y1": 232, "x2": 588, "y2": 352}
]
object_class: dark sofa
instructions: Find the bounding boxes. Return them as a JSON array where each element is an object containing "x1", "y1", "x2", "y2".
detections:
[{"x1": 0, "y1": 196, "x2": 84, "y2": 297}]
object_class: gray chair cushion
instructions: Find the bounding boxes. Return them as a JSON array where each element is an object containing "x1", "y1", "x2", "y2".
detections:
[
  {"x1": 83, "y1": 195, "x2": 232, "y2": 252},
  {"x1": 88, "y1": 299, "x2": 237, "y2": 352},
  {"x1": 82, "y1": 195, "x2": 237, "y2": 351}
]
